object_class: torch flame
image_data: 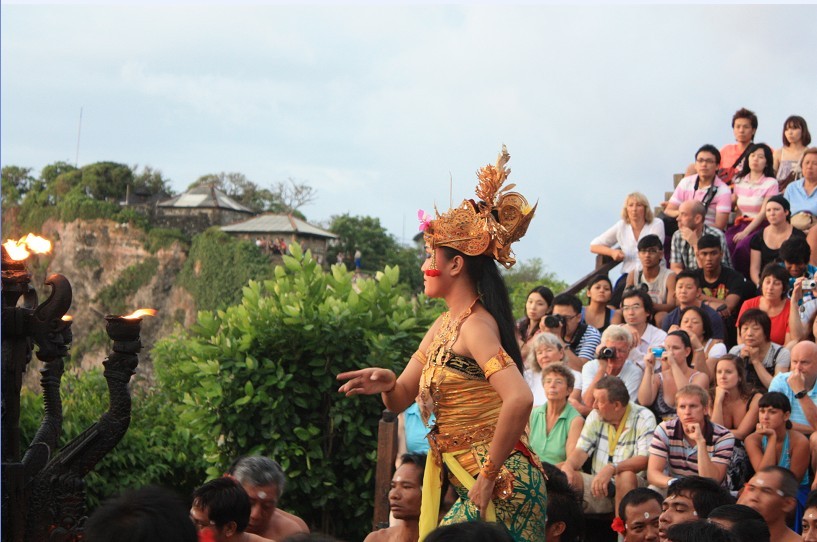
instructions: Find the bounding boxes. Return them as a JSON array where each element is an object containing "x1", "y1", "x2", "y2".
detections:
[
  {"x1": 2, "y1": 234, "x2": 53, "y2": 261},
  {"x1": 122, "y1": 308, "x2": 157, "y2": 319},
  {"x1": 61, "y1": 315, "x2": 73, "y2": 322}
]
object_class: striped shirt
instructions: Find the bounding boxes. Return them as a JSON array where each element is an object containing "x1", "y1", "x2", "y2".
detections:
[
  {"x1": 732, "y1": 175, "x2": 779, "y2": 218},
  {"x1": 649, "y1": 418, "x2": 734, "y2": 485},
  {"x1": 577, "y1": 403, "x2": 657, "y2": 476},
  {"x1": 670, "y1": 225, "x2": 731, "y2": 270},
  {"x1": 668, "y1": 175, "x2": 732, "y2": 227}
]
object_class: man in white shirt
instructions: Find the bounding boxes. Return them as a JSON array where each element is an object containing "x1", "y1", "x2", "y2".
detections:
[
  {"x1": 620, "y1": 289, "x2": 667, "y2": 371},
  {"x1": 581, "y1": 325, "x2": 644, "y2": 417}
]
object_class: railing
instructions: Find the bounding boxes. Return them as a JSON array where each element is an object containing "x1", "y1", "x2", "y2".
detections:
[{"x1": 559, "y1": 255, "x2": 621, "y2": 296}]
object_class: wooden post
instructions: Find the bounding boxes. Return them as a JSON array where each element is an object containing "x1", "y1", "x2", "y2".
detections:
[{"x1": 373, "y1": 409, "x2": 398, "y2": 531}]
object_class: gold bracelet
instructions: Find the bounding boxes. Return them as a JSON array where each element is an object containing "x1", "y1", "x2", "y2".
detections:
[{"x1": 480, "y1": 457, "x2": 502, "y2": 481}]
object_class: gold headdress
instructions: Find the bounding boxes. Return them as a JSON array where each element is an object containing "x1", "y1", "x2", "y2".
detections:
[{"x1": 420, "y1": 145, "x2": 536, "y2": 271}]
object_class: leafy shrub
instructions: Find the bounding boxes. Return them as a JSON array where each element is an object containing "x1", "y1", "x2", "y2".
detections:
[
  {"x1": 177, "y1": 228, "x2": 273, "y2": 311},
  {"x1": 95, "y1": 258, "x2": 159, "y2": 315},
  {"x1": 19, "y1": 368, "x2": 206, "y2": 509},
  {"x1": 153, "y1": 243, "x2": 439, "y2": 539},
  {"x1": 145, "y1": 227, "x2": 189, "y2": 253}
]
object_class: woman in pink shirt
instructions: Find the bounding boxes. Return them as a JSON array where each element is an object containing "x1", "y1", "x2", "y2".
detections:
[{"x1": 727, "y1": 143, "x2": 780, "y2": 277}]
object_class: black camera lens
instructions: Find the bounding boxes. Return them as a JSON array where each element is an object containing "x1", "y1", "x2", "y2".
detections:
[
  {"x1": 599, "y1": 347, "x2": 616, "y2": 360},
  {"x1": 544, "y1": 314, "x2": 565, "y2": 328}
]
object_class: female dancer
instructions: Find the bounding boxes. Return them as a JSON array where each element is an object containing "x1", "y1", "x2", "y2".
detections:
[{"x1": 338, "y1": 147, "x2": 546, "y2": 541}]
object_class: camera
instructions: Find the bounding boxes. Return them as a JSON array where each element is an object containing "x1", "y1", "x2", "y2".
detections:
[
  {"x1": 804, "y1": 279, "x2": 817, "y2": 291},
  {"x1": 599, "y1": 347, "x2": 617, "y2": 360},
  {"x1": 544, "y1": 314, "x2": 565, "y2": 328}
]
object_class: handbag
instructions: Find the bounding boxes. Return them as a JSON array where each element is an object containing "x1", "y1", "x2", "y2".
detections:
[{"x1": 791, "y1": 212, "x2": 816, "y2": 231}]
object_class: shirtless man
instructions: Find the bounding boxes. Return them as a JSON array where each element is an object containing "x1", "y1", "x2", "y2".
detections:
[
  {"x1": 737, "y1": 466, "x2": 801, "y2": 542},
  {"x1": 364, "y1": 453, "x2": 423, "y2": 542},
  {"x1": 228, "y1": 456, "x2": 309, "y2": 541},
  {"x1": 190, "y1": 478, "x2": 275, "y2": 542}
]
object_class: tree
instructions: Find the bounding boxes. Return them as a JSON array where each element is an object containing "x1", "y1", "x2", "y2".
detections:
[
  {"x1": 502, "y1": 257, "x2": 569, "y2": 318},
  {"x1": 327, "y1": 214, "x2": 400, "y2": 274},
  {"x1": 269, "y1": 178, "x2": 317, "y2": 215},
  {"x1": 79, "y1": 161, "x2": 133, "y2": 201},
  {"x1": 131, "y1": 165, "x2": 174, "y2": 198},
  {"x1": 1, "y1": 165, "x2": 35, "y2": 207}
]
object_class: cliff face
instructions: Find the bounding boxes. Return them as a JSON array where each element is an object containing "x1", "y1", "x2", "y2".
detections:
[{"x1": 23, "y1": 218, "x2": 197, "y2": 386}]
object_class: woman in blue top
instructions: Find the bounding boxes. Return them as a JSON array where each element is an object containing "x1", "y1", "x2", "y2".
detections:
[{"x1": 745, "y1": 392, "x2": 810, "y2": 531}]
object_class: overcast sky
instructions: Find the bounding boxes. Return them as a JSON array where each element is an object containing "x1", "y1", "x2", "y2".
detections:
[{"x1": 3, "y1": 4, "x2": 816, "y2": 284}]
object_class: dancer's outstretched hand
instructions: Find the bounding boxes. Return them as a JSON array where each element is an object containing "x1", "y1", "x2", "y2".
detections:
[{"x1": 337, "y1": 368, "x2": 397, "y2": 397}]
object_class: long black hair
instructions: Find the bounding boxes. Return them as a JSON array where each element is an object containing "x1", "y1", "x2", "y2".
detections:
[
  {"x1": 442, "y1": 247, "x2": 525, "y2": 373},
  {"x1": 517, "y1": 285, "x2": 554, "y2": 342},
  {"x1": 737, "y1": 143, "x2": 776, "y2": 179}
]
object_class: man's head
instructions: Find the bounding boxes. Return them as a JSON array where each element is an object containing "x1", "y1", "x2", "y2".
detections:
[
  {"x1": 549, "y1": 293, "x2": 584, "y2": 336},
  {"x1": 674, "y1": 271, "x2": 701, "y2": 307},
  {"x1": 593, "y1": 376, "x2": 630, "y2": 423},
  {"x1": 621, "y1": 289, "x2": 653, "y2": 328},
  {"x1": 737, "y1": 308, "x2": 771, "y2": 347},
  {"x1": 695, "y1": 235, "x2": 723, "y2": 274},
  {"x1": 637, "y1": 235, "x2": 664, "y2": 270},
  {"x1": 390, "y1": 453, "x2": 424, "y2": 521},
  {"x1": 677, "y1": 200, "x2": 706, "y2": 230},
  {"x1": 544, "y1": 465, "x2": 584, "y2": 542},
  {"x1": 708, "y1": 504, "x2": 770, "y2": 542},
  {"x1": 802, "y1": 489, "x2": 817, "y2": 541},
  {"x1": 659, "y1": 476, "x2": 734, "y2": 542},
  {"x1": 665, "y1": 521, "x2": 735, "y2": 542},
  {"x1": 599, "y1": 325, "x2": 635, "y2": 374},
  {"x1": 620, "y1": 488, "x2": 662, "y2": 542},
  {"x1": 737, "y1": 467, "x2": 797, "y2": 525},
  {"x1": 228, "y1": 456, "x2": 286, "y2": 534},
  {"x1": 732, "y1": 108, "x2": 758, "y2": 144},
  {"x1": 675, "y1": 385, "x2": 709, "y2": 436},
  {"x1": 85, "y1": 486, "x2": 197, "y2": 542},
  {"x1": 190, "y1": 478, "x2": 251, "y2": 541},
  {"x1": 791, "y1": 341, "x2": 817, "y2": 384},
  {"x1": 694, "y1": 145, "x2": 721, "y2": 180},
  {"x1": 779, "y1": 237, "x2": 812, "y2": 278}
]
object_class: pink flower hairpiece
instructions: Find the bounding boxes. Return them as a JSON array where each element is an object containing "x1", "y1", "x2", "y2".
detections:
[{"x1": 417, "y1": 209, "x2": 431, "y2": 232}]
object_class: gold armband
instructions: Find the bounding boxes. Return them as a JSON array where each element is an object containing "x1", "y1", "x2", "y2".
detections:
[
  {"x1": 483, "y1": 349, "x2": 514, "y2": 379},
  {"x1": 480, "y1": 456, "x2": 502, "y2": 481},
  {"x1": 413, "y1": 349, "x2": 428, "y2": 366}
]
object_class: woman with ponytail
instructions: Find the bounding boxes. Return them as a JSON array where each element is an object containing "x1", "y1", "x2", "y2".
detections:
[{"x1": 338, "y1": 147, "x2": 546, "y2": 541}]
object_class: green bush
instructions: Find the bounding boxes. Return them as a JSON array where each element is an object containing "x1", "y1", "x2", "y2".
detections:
[
  {"x1": 19, "y1": 368, "x2": 206, "y2": 509},
  {"x1": 153, "y1": 243, "x2": 439, "y2": 539},
  {"x1": 145, "y1": 227, "x2": 189, "y2": 253},
  {"x1": 95, "y1": 258, "x2": 159, "y2": 315},
  {"x1": 177, "y1": 228, "x2": 274, "y2": 311}
]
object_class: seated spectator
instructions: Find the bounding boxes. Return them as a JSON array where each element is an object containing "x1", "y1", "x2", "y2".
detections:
[
  {"x1": 768, "y1": 341, "x2": 817, "y2": 435},
  {"x1": 581, "y1": 325, "x2": 644, "y2": 411},
  {"x1": 639, "y1": 331, "x2": 709, "y2": 421},
  {"x1": 708, "y1": 504, "x2": 770, "y2": 542},
  {"x1": 228, "y1": 456, "x2": 309, "y2": 541},
  {"x1": 749, "y1": 195, "x2": 804, "y2": 288},
  {"x1": 737, "y1": 466, "x2": 801, "y2": 542},
  {"x1": 396, "y1": 399, "x2": 432, "y2": 467},
  {"x1": 364, "y1": 453, "x2": 423, "y2": 542},
  {"x1": 591, "y1": 191, "x2": 666, "y2": 301},
  {"x1": 673, "y1": 305, "x2": 727, "y2": 363},
  {"x1": 583, "y1": 274, "x2": 616, "y2": 334},
  {"x1": 542, "y1": 464, "x2": 585, "y2": 542},
  {"x1": 528, "y1": 364, "x2": 584, "y2": 466},
  {"x1": 720, "y1": 108, "x2": 760, "y2": 185},
  {"x1": 709, "y1": 355, "x2": 762, "y2": 441},
  {"x1": 727, "y1": 143, "x2": 780, "y2": 275},
  {"x1": 561, "y1": 376, "x2": 657, "y2": 518},
  {"x1": 780, "y1": 236, "x2": 817, "y2": 303},
  {"x1": 670, "y1": 201, "x2": 732, "y2": 274},
  {"x1": 695, "y1": 234, "x2": 748, "y2": 347},
  {"x1": 624, "y1": 234, "x2": 677, "y2": 327},
  {"x1": 617, "y1": 487, "x2": 663, "y2": 542},
  {"x1": 783, "y1": 147, "x2": 817, "y2": 234},
  {"x1": 516, "y1": 285, "x2": 554, "y2": 361},
  {"x1": 667, "y1": 144, "x2": 733, "y2": 231},
  {"x1": 789, "y1": 277, "x2": 817, "y2": 347},
  {"x1": 774, "y1": 115, "x2": 811, "y2": 192},
  {"x1": 657, "y1": 476, "x2": 735, "y2": 541},
  {"x1": 84, "y1": 486, "x2": 198, "y2": 542},
  {"x1": 802, "y1": 489, "x2": 817, "y2": 541},
  {"x1": 665, "y1": 521, "x2": 735, "y2": 542},
  {"x1": 737, "y1": 264, "x2": 792, "y2": 346},
  {"x1": 745, "y1": 392, "x2": 810, "y2": 526},
  {"x1": 523, "y1": 332, "x2": 583, "y2": 408},
  {"x1": 543, "y1": 293, "x2": 602, "y2": 371},
  {"x1": 190, "y1": 477, "x2": 272, "y2": 542},
  {"x1": 727, "y1": 308, "x2": 791, "y2": 391},
  {"x1": 619, "y1": 288, "x2": 668, "y2": 370},
  {"x1": 648, "y1": 385, "x2": 735, "y2": 489},
  {"x1": 662, "y1": 271, "x2": 726, "y2": 343}
]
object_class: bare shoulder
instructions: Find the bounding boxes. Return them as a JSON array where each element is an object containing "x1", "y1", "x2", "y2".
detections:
[
  {"x1": 269, "y1": 510, "x2": 309, "y2": 539},
  {"x1": 363, "y1": 528, "x2": 392, "y2": 542},
  {"x1": 246, "y1": 533, "x2": 276, "y2": 542},
  {"x1": 277, "y1": 509, "x2": 309, "y2": 532}
]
